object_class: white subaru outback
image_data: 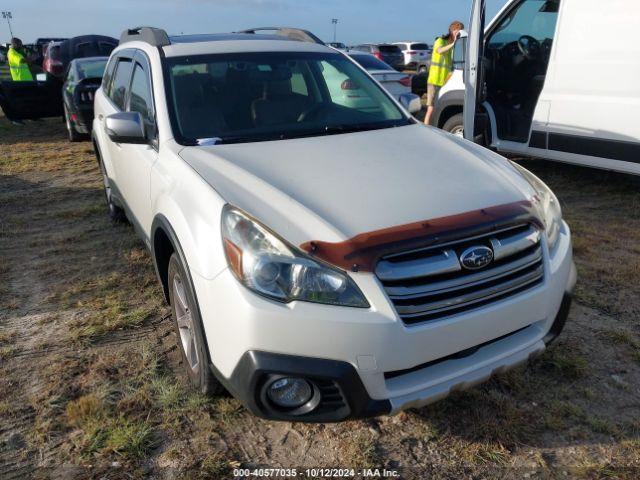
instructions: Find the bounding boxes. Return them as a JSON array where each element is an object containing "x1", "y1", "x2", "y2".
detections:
[{"x1": 93, "y1": 27, "x2": 576, "y2": 422}]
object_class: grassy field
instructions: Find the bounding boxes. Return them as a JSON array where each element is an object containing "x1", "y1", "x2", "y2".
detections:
[{"x1": 1, "y1": 116, "x2": 639, "y2": 479}]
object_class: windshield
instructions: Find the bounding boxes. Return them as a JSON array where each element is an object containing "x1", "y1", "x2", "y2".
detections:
[
  {"x1": 349, "y1": 54, "x2": 394, "y2": 71},
  {"x1": 165, "y1": 51, "x2": 410, "y2": 145},
  {"x1": 76, "y1": 59, "x2": 107, "y2": 79}
]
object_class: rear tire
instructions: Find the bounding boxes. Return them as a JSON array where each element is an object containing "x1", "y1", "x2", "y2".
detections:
[
  {"x1": 442, "y1": 113, "x2": 464, "y2": 138},
  {"x1": 64, "y1": 104, "x2": 83, "y2": 142},
  {"x1": 167, "y1": 253, "x2": 223, "y2": 395}
]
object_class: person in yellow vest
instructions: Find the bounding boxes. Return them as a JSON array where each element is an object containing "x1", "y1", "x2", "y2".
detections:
[
  {"x1": 8, "y1": 37, "x2": 34, "y2": 82},
  {"x1": 424, "y1": 21, "x2": 464, "y2": 126}
]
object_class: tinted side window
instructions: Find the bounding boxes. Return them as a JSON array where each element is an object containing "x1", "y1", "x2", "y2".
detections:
[
  {"x1": 129, "y1": 62, "x2": 155, "y2": 130},
  {"x1": 110, "y1": 58, "x2": 133, "y2": 110}
]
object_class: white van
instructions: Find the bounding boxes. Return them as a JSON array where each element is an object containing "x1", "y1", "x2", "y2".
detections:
[{"x1": 433, "y1": 0, "x2": 640, "y2": 175}]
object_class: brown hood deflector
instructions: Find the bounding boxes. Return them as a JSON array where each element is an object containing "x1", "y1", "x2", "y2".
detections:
[{"x1": 300, "y1": 200, "x2": 543, "y2": 272}]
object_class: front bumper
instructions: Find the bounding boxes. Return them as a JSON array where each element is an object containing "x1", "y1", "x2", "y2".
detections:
[{"x1": 194, "y1": 222, "x2": 575, "y2": 421}]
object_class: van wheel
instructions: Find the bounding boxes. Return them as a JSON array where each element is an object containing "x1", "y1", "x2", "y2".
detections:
[
  {"x1": 64, "y1": 104, "x2": 83, "y2": 142},
  {"x1": 98, "y1": 157, "x2": 126, "y2": 222},
  {"x1": 442, "y1": 113, "x2": 464, "y2": 138},
  {"x1": 168, "y1": 253, "x2": 224, "y2": 395}
]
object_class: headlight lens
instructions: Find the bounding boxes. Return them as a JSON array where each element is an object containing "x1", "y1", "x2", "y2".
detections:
[
  {"x1": 514, "y1": 164, "x2": 563, "y2": 251},
  {"x1": 221, "y1": 206, "x2": 369, "y2": 308}
]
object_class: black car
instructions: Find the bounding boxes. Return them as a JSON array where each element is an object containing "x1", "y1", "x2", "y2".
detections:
[
  {"x1": 44, "y1": 35, "x2": 117, "y2": 78},
  {"x1": 62, "y1": 56, "x2": 108, "y2": 141},
  {"x1": 349, "y1": 44, "x2": 405, "y2": 70}
]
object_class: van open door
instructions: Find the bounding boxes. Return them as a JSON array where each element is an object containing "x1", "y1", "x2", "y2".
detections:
[
  {"x1": 463, "y1": 0, "x2": 486, "y2": 142},
  {"x1": 0, "y1": 74, "x2": 63, "y2": 121}
]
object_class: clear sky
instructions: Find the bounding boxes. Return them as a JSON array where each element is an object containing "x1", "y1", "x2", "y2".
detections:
[{"x1": 2, "y1": 0, "x2": 508, "y2": 45}]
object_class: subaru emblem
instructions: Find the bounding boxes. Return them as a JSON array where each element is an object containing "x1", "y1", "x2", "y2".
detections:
[{"x1": 460, "y1": 246, "x2": 494, "y2": 270}]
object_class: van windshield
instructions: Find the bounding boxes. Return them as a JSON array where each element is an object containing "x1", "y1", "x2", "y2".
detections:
[{"x1": 165, "y1": 51, "x2": 410, "y2": 145}]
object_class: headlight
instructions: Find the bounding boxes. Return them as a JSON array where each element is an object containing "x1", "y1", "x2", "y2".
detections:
[
  {"x1": 221, "y1": 205, "x2": 369, "y2": 308},
  {"x1": 514, "y1": 164, "x2": 563, "y2": 251}
]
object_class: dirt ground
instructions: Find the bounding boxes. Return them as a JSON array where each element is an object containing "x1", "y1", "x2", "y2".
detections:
[{"x1": 1, "y1": 116, "x2": 639, "y2": 480}]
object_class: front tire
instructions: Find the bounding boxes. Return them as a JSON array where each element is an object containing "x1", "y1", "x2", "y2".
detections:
[
  {"x1": 167, "y1": 253, "x2": 223, "y2": 395},
  {"x1": 442, "y1": 112, "x2": 464, "y2": 138},
  {"x1": 97, "y1": 155, "x2": 126, "y2": 223}
]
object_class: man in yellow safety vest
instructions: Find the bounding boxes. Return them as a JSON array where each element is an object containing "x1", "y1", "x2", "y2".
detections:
[
  {"x1": 424, "y1": 21, "x2": 464, "y2": 126},
  {"x1": 8, "y1": 37, "x2": 34, "y2": 82}
]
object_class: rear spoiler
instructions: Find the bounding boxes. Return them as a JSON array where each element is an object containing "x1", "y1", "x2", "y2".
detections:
[{"x1": 236, "y1": 27, "x2": 324, "y2": 45}]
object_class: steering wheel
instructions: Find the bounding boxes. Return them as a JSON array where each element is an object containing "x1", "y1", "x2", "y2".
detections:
[
  {"x1": 517, "y1": 35, "x2": 541, "y2": 60},
  {"x1": 298, "y1": 103, "x2": 330, "y2": 122}
]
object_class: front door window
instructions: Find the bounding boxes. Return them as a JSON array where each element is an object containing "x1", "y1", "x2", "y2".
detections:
[{"x1": 484, "y1": 0, "x2": 559, "y2": 142}]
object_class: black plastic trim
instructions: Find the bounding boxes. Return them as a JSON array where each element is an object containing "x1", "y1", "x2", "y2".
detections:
[
  {"x1": 543, "y1": 292, "x2": 572, "y2": 345},
  {"x1": 529, "y1": 130, "x2": 547, "y2": 149},
  {"x1": 219, "y1": 351, "x2": 391, "y2": 422},
  {"x1": 548, "y1": 132, "x2": 640, "y2": 164}
]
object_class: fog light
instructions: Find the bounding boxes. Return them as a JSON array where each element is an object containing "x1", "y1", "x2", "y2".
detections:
[{"x1": 267, "y1": 377, "x2": 312, "y2": 409}]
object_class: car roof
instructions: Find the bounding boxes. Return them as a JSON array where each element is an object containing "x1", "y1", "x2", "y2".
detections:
[
  {"x1": 162, "y1": 37, "x2": 334, "y2": 57},
  {"x1": 117, "y1": 27, "x2": 335, "y2": 58}
]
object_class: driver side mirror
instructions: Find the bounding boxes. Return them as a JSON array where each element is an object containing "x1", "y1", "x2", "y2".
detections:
[{"x1": 105, "y1": 111, "x2": 147, "y2": 144}]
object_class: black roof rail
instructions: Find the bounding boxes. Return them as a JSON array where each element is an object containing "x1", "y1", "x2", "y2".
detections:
[
  {"x1": 119, "y1": 27, "x2": 170, "y2": 47},
  {"x1": 236, "y1": 27, "x2": 325, "y2": 45}
]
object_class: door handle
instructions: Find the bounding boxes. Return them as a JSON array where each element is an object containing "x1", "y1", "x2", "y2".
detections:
[{"x1": 98, "y1": 114, "x2": 104, "y2": 121}]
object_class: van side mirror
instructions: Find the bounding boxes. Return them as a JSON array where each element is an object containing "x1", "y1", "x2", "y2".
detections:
[{"x1": 105, "y1": 111, "x2": 147, "y2": 144}]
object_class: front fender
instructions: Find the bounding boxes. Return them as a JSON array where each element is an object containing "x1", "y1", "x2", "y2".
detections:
[{"x1": 150, "y1": 161, "x2": 229, "y2": 282}]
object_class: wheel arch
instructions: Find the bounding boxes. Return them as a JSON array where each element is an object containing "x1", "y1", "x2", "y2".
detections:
[
  {"x1": 151, "y1": 214, "x2": 184, "y2": 304},
  {"x1": 433, "y1": 89, "x2": 465, "y2": 129}
]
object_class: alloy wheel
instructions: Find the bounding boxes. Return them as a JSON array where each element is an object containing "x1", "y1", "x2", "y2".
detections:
[{"x1": 172, "y1": 273, "x2": 200, "y2": 374}]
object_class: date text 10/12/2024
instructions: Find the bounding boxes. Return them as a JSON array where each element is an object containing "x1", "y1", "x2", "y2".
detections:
[{"x1": 233, "y1": 468, "x2": 401, "y2": 478}]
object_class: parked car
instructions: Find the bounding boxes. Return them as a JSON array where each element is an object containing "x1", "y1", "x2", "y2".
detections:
[
  {"x1": 62, "y1": 56, "x2": 108, "y2": 141},
  {"x1": 347, "y1": 52, "x2": 421, "y2": 113},
  {"x1": 349, "y1": 43, "x2": 405, "y2": 70},
  {"x1": 411, "y1": 70, "x2": 428, "y2": 97},
  {"x1": 34, "y1": 37, "x2": 68, "y2": 67},
  {"x1": 93, "y1": 26, "x2": 575, "y2": 423},
  {"x1": 44, "y1": 35, "x2": 117, "y2": 78},
  {"x1": 393, "y1": 41, "x2": 431, "y2": 71},
  {"x1": 442, "y1": 0, "x2": 639, "y2": 176},
  {"x1": 0, "y1": 49, "x2": 6, "y2": 63}
]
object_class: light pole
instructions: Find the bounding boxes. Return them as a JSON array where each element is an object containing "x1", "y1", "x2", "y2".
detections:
[
  {"x1": 2, "y1": 11, "x2": 14, "y2": 39},
  {"x1": 331, "y1": 18, "x2": 338, "y2": 43}
]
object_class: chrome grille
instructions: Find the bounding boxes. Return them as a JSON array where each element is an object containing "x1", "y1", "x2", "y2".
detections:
[{"x1": 376, "y1": 224, "x2": 544, "y2": 324}]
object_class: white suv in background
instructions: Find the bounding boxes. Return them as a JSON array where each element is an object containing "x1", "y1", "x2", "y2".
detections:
[
  {"x1": 393, "y1": 41, "x2": 430, "y2": 71},
  {"x1": 93, "y1": 26, "x2": 576, "y2": 422}
]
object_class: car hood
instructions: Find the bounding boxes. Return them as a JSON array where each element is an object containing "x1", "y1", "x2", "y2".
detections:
[{"x1": 179, "y1": 124, "x2": 537, "y2": 246}]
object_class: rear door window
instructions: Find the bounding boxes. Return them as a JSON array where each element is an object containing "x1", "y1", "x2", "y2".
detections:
[{"x1": 110, "y1": 58, "x2": 133, "y2": 110}]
